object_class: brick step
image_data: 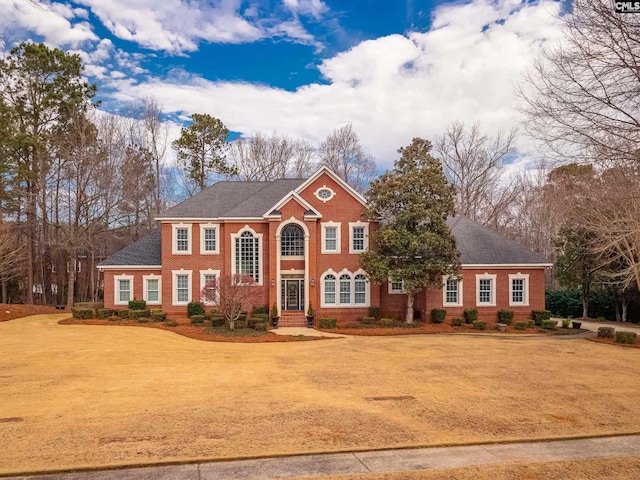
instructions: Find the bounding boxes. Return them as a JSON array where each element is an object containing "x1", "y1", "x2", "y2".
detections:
[{"x1": 277, "y1": 317, "x2": 308, "y2": 327}]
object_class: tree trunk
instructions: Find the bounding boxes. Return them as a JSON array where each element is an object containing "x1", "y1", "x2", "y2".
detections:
[
  {"x1": 66, "y1": 257, "x2": 76, "y2": 310},
  {"x1": 1, "y1": 277, "x2": 6, "y2": 304},
  {"x1": 405, "y1": 293, "x2": 414, "y2": 324},
  {"x1": 622, "y1": 300, "x2": 628, "y2": 323},
  {"x1": 581, "y1": 296, "x2": 588, "y2": 319}
]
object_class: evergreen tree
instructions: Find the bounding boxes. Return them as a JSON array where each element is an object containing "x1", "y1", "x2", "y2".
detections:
[{"x1": 360, "y1": 138, "x2": 460, "y2": 323}]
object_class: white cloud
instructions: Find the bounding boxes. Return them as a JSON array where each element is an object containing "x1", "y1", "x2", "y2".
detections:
[
  {"x1": 283, "y1": 0, "x2": 328, "y2": 18},
  {"x1": 0, "y1": 0, "x2": 97, "y2": 47},
  {"x1": 107, "y1": 0, "x2": 563, "y2": 169}
]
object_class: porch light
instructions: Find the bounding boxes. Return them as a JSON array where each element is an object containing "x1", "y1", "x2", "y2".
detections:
[
  {"x1": 311, "y1": 278, "x2": 315, "y2": 287},
  {"x1": 271, "y1": 279, "x2": 275, "y2": 287}
]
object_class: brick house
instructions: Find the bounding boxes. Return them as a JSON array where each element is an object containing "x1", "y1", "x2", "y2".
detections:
[{"x1": 98, "y1": 167, "x2": 550, "y2": 325}]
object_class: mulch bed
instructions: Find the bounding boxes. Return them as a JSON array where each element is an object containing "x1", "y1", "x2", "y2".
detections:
[
  {"x1": 58, "y1": 317, "x2": 327, "y2": 343},
  {"x1": 0, "y1": 304, "x2": 62, "y2": 322},
  {"x1": 586, "y1": 336, "x2": 640, "y2": 349},
  {"x1": 320, "y1": 321, "x2": 544, "y2": 336}
]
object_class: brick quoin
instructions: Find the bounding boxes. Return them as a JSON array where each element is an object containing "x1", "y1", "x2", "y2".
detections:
[{"x1": 100, "y1": 168, "x2": 550, "y2": 321}]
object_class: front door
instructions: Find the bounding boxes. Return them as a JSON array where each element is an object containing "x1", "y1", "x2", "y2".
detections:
[{"x1": 281, "y1": 278, "x2": 304, "y2": 311}]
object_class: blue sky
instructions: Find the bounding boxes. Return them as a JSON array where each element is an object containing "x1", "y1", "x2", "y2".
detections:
[{"x1": 1, "y1": 0, "x2": 564, "y2": 170}]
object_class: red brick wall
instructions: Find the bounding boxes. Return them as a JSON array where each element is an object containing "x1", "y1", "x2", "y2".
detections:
[{"x1": 103, "y1": 268, "x2": 162, "y2": 310}]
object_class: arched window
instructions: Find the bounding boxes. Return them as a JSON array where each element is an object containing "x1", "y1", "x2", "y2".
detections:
[
  {"x1": 281, "y1": 224, "x2": 304, "y2": 256},
  {"x1": 324, "y1": 274, "x2": 336, "y2": 304},
  {"x1": 339, "y1": 274, "x2": 351, "y2": 304},
  {"x1": 354, "y1": 274, "x2": 367, "y2": 304},
  {"x1": 235, "y1": 231, "x2": 260, "y2": 282}
]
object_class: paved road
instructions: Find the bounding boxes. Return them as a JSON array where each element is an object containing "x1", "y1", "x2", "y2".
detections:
[{"x1": 4, "y1": 435, "x2": 640, "y2": 480}]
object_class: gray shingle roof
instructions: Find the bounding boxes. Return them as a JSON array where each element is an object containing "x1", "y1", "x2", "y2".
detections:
[
  {"x1": 98, "y1": 230, "x2": 161, "y2": 267},
  {"x1": 158, "y1": 178, "x2": 306, "y2": 219},
  {"x1": 448, "y1": 216, "x2": 549, "y2": 265}
]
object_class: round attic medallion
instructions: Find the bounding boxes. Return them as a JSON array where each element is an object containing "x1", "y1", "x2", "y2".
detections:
[{"x1": 315, "y1": 186, "x2": 335, "y2": 202}]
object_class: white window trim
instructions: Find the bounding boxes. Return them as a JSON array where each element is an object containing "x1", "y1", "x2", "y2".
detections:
[
  {"x1": 199, "y1": 223, "x2": 220, "y2": 255},
  {"x1": 172, "y1": 223, "x2": 192, "y2": 255},
  {"x1": 321, "y1": 221, "x2": 341, "y2": 254},
  {"x1": 349, "y1": 221, "x2": 369, "y2": 254},
  {"x1": 142, "y1": 274, "x2": 161, "y2": 305},
  {"x1": 200, "y1": 269, "x2": 220, "y2": 305},
  {"x1": 172, "y1": 269, "x2": 192, "y2": 306},
  {"x1": 314, "y1": 185, "x2": 336, "y2": 202},
  {"x1": 114, "y1": 274, "x2": 134, "y2": 306},
  {"x1": 476, "y1": 273, "x2": 497, "y2": 307},
  {"x1": 230, "y1": 225, "x2": 263, "y2": 286},
  {"x1": 443, "y1": 276, "x2": 463, "y2": 307},
  {"x1": 388, "y1": 279, "x2": 405, "y2": 294},
  {"x1": 321, "y1": 268, "x2": 370, "y2": 308},
  {"x1": 509, "y1": 273, "x2": 530, "y2": 307}
]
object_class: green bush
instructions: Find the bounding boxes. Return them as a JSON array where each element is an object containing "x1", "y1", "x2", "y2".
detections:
[
  {"x1": 151, "y1": 313, "x2": 166, "y2": 322},
  {"x1": 211, "y1": 315, "x2": 225, "y2": 327},
  {"x1": 464, "y1": 308, "x2": 478, "y2": 324},
  {"x1": 190, "y1": 315, "x2": 205, "y2": 324},
  {"x1": 431, "y1": 308, "x2": 446, "y2": 324},
  {"x1": 562, "y1": 318, "x2": 571, "y2": 328},
  {"x1": 107, "y1": 315, "x2": 120, "y2": 322},
  {"x1": 615, "y1": 331, "x2": 637, "y2": 344},
  {"x1": 149, "y1": 307, "x2": 162, "y2": 315},
  {"x1": 497, "y1": 309, "x2": 514, "y2": 325},
  {"x1": 248, "y1": 317, "x2": 268, "y2": 329},
  {"x1": 251, "y1": 313, "x2": 269, "y2": 322},
  {"x1": 164, "y1": 320, "x2": 178, "y2": 327},
  {"x1": 368, "y1": 306, "x2": 381, "y2": 320},
  {"x1": 96, "y1": 308, "x2": 113, "y2": 319},
  {"x1": 71, "y1": 308, "x2": 93, "y2": 319},
  {"x1": 319, "y1": 318, "x2": 337, "y2": 329},
  {"x1": 252, "y1": 305, "x2": 269, "y2": 315},
  {"x1": 253, "y1": 323, "x2": 268, "y2": 331},
  {"x1": 514, "y1": 321, "x2": 529, "y2": 330},
  {"x1": 187, "y1": 301, "x2": 205, "y2": 317},
  {"x1": 540, "y1": 319, "x2": 557, "y2": 330},
  {"x1": 526, "y1": 320, "x2": 535, "y2": 328},
  {"x1": 472, "y1": 320, "x2": 487, "y2": 330},
  {"x1": 117, "y1": 310, "x2": 129, "y2": 319},
  {"x1": 597, "y1": 326, "x2": 616, "y2": 338},
  {"x1": 545, "y1": 288, "x2": 615, "y2": 319},
  {"x1": 137, "y1": 317, "x2": 149, "y2": 323},
  {"x1": 380, "y1": 318, "x2": 395, "y2": 327},
  {"x1": 451, "y1": 318, "x2": 464, "y2": 327},
  {"x1": 128, "y1": 299, "x2": 146, "y2": 310},
  {"x1": 128, "y1": 310, "x2": 148, "y2": 321},
  {"x1": 74, "y1": 302, "x2": 103, "y2": 315},
  {"x1": 361, "y1": 316, "x2": 377, "y2": 324},
  {"x1": 532, "y1": 310, "x2": 552, "y2": 325}
]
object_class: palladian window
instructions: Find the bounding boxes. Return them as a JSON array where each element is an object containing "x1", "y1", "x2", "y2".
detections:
[{"x1": 281, "y1": 224, "x2": 304, "y2": 256}]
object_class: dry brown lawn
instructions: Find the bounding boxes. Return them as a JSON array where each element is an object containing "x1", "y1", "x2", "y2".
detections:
[
  {"x1": 294, "y1": 457, "x2": 640, "y2": 480},
  {"x1": 1, "y1": 314, "x2": 640, "y2": 475}
]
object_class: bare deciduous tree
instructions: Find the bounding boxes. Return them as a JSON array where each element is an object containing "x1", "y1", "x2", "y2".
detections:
[
  {"x1": 201, "y1": 274, "x2": 257, "y2": 331},
  {"x1": 518, "y1": 0, "x2": 640, "y2": 164},
  {"x1": 0, "y1": 221, "x2": 27, "y2": 303},
  {"x1": 433, "y1": 121, "x2": 517, "y2": 224},
  {"x1": 318, "y1": 124, "x2": 376, "y2": 193}
]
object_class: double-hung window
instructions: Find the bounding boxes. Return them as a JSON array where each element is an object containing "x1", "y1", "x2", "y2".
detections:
[
  {"x1": 321, "y1": 222, "x2": 341, "y2": 254},
  {"x1": 443, "y1": 277, "x2": 462, "y2": 306},
  {"x1": 118, "y1": 279, "x2": 131, "y2": 303},
  {"x1": 146, "y1": 279, "x2": 159, "y2": 303},
  {"x1": 176, "y1": 274, "x2": 189, "y2": 303},
  {"x1": 509, "y1": 273, "x2": 529, "y2": 306},
  {"x1": 349, "y1": 222, "x2": 369, "y2": 254},
  {"x1": 476, "y1": 274, "x2": 496, "y2": 306},
  {"x1": 324, "y1": 274, "x2": 336, "y2": 305}
]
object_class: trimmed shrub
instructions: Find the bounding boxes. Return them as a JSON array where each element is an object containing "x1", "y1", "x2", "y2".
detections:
[
  {"x1": 151, "y1": 313, "x2": 166, "y2": 322},
  {"x1": 96, "y1": 308, "x2": 113, "y2": 319},
  {"x1": 107, "y1": 315, "x2": 120, "y2": 322},
  {"x1": 137, "y1": 317, "x2": 150, "y2": 323},
  {"x1": 190, "y1": 315, "x2": 205, "y2": 324},
  {"x1": 451, "y1": 318, "x2": 464, "y2": 327},
  {"x1": 252, "y1": 305, "x2": 269, "y2": 315},
  {"x1": 514, "y1": 321, "x2": 529, "y2": 330},
  {"x1": 615, "y1": 331, "x2": 638, "y2": 344},
  {"x1": 164, "y1": 320, "x2": 178, "y2": 327},
  {"x1": 248, "y1": 316, "x2": 268, "y2": 329},
  {"x1": 472, "y1": 320, "x2": 487, "y2": 330},
  {"x1": 128, "y1": 310, "x2": 148, "y2": 321},
  {"x1": 361, "y1": 316, "x2": 377, "y2": 324},
  {"x1": 251, "y1": 313, "x2": 269, "y2": 322},
  {"x1": 117, "y1": 310, "x2": 129, "y2": 319},
  {"x1": 149, "y1": 308, "x2": 163, "y2": 315},
  {"x1": 187, "y1": 301, "x2": 205, "y2": 318},
  {"x1": 380, "y1": 318, "x2": 395, "y2": 327},
  {"x1": 211, "y1": 315, "x2": 225, "y2": 327},
  {"x1": 253, "y1": 323, "x2": 268, "y2": 331},
  {"x1": 562, "y1": 318, "x2": 571, "y2": 328},
  {"x1": 597, "y1": 326, "x2": 616, "y2": 338},
  {"x1": 526, "y1": 320, "x2": 535, "y2": 328},
  {"x1": 431, "y1": 309, "x2": 446, "y2": 324},
  {"x1": 71, "y1": 308, "x2": 93, "y2": 319},
  {"x1": 540, "y1": 319, "x2": 557, "y2": 330},
  {"x1": 464, "y1": 308, "x2": 478, "y2": 324},
  {"x1": 368, "y1": 306, "x2": 381, "y2": 320},
  {"x1": 74, "y1": 302, "x2": 103, "y2": 315},
  {"x1": 497, "y1": 309, "x2": 514, "y2": 325},
  {"x1": 128, "y1": 299, "x2": 146, "y2": 310},
  {"x1": 532, "y1": 310, "x2": 552, "y2": 326},
  {"x1": 319, "y1": 318, "x2": 337, "y2": 329}
]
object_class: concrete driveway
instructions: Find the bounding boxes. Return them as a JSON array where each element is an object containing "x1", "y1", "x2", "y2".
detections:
[{"x1": 572, "y1": 319, "x2": 640, "y2": 334}]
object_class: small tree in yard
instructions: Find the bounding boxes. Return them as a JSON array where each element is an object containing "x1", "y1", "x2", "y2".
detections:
[
  {"x1": 201, "y1": 274, "x2": 255, "y2": 331},
  {"x1": 360, "y1": 137, "x2": 461, "y2": 324}
]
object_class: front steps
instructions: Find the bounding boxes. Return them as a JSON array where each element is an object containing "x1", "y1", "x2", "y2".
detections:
[{"x1": 278, "y1": 312, "x2": 307, "y2": 327}]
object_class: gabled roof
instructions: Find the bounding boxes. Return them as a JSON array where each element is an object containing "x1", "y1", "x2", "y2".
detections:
[
  {"x1": 156, "y1": 178, "x2": 306, "y2": 220},
  {"x1": 294, "y1": 166, "x2": 367, "y2": 205},
  {"x1": 448, "y1": 216, "x2": 550, "y2": 265},
  {"x1": 98, "y1": 230, "x2": 161, "y2": 268},
  {"x1": 263, "y1": 191, "x2": 320, "y2": 219}
]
